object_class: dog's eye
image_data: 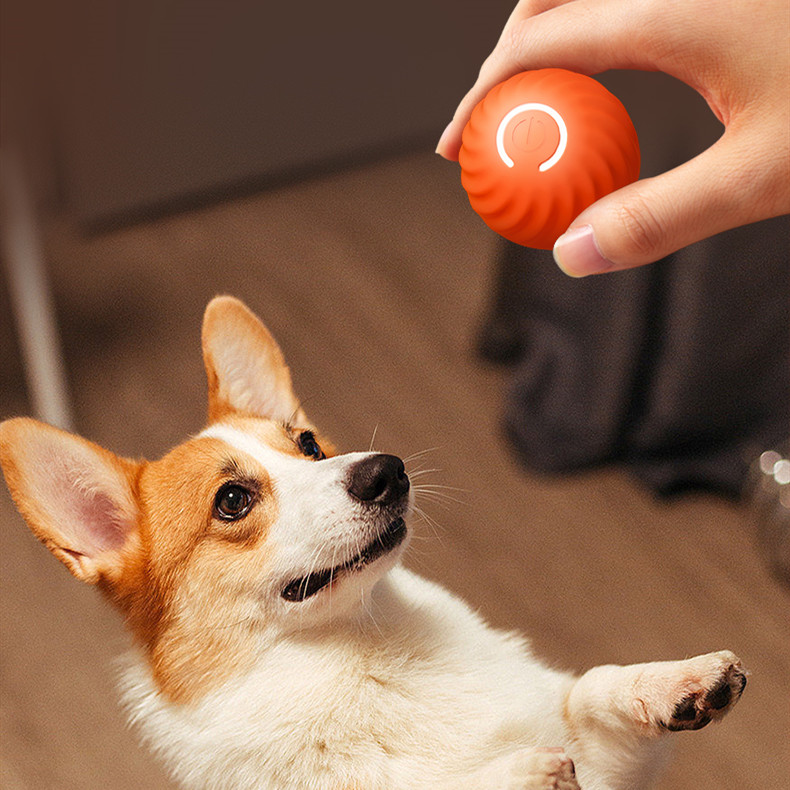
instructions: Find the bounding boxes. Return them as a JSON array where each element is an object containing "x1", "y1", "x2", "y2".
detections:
[
  {"x1": 297, "y1": 430, "x2": 324, "y2": 460},
  {"x1": 214, "y1": 483, "x2": 253, "y2": 521}
]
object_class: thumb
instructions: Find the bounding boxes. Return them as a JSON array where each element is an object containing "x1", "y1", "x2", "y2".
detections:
[{"x1": 552, "y1": 132, "x2": 777, "y2": 276}]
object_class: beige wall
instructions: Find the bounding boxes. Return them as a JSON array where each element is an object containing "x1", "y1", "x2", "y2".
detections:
[{"x1": 5, "y1": 0, "x2": 515, "y2": 223}]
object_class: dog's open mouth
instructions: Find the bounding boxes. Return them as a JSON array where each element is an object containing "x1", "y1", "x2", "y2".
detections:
[{"x1": 281, "y1": 518, "x2": 407, "y2": 602}]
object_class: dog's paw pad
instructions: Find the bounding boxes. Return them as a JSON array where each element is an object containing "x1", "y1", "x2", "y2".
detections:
[
  {"x1": 662, "y1": 659, "x2": 747, "y2": 732},
  {"x1": 507, "y1": 748, "x2": 580, "y2": 789}
]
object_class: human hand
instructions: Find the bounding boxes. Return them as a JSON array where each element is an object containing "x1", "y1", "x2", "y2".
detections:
[{"x1": 436, "y1": 0, "x2": 790, "y2": 276}]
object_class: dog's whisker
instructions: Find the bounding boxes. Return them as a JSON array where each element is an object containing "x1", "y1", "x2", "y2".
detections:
[
  {"x1": 413, "y1": 493, "x2": 462, "y2": 502},
  {"x1": 409, "y1": 533, "x2": 444, "y2": 554},
  {"x1": 412, "y1": 481, "x2": 467, "y2": 492},
  {"x1": 295, "y1": 542, "x2": 330, "y2": 628},
  {"x1": 404, "y1": 456, "x2": 440, "y2": 471},
  {"x1": 368, "y1": 424, "x2": 380, "y2": 453},
  {"x1": 414, "y1": 500, "x2": 458, "y2": 512},
  {"x1": 413, "y1": 481, "x2": 468, "y2": 496},
  {"x1": 402, "y1": 447, "x2": 438, "y2": 465},
  {"x1": 366, "y1": 593, "x2": 387, "y2": 640},
  {"x1": 411, "y1": 505, "x2": 446, "y2": 540},
  {"x1": 412, "y1": 500, "x2": 444, "y2": 523},
  {"x1": 407, "y1": 468, "x2": 443, "y2": 479},
  {"x1": 413, "y1": 489, "x2": 467, "y2": 509},
  {"x1": 193, "y1": 612, "x2": 259, "y2": 638},
  {"x1": 415, "y1": 497, "x2": 465, "y2": 512},
  {"x1": 328, "y1": 543, "x2": 338, "y2": 619}
]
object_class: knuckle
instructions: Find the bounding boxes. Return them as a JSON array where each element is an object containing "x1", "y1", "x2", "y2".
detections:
[
  {"x1": 476, "y1": 52, "x2": 498, "y2": 83},
  {"x1": 495, "y1": 20, "x2": 531, "y2": 68},
  {"x1": 517, "y1": 0, "x2": 552, "y2": 15},
  {"x1": 519, "y1": 0, "x2": 572, "y2": 17},
  {"x1": 616, "y1": 197, "x2": 667, "y2": 258},
  {"x1": 480, "y1": 11, "x2": 544, "y2": 83}
]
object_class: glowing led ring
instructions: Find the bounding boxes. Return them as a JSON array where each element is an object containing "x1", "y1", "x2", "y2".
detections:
[{"x1": 495, "y1": 102, "x2": 568, "y2": 172}]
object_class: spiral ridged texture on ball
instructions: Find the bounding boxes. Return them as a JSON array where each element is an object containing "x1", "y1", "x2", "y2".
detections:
[{"x1": 459, "y1": 69, "x2": 640, "y2": 250}]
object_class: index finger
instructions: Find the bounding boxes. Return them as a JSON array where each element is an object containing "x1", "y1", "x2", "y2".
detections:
[{"x1": 436, "y1": 0, "x2": 657, "y2": 160}]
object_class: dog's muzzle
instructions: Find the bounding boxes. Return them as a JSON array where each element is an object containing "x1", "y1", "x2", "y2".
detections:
[{"x1": 281, "y1": 454, "x2": 410, "y2": 603}]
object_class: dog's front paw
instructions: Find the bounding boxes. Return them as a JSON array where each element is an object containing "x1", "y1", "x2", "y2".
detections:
[
  {"x1": 632, "y1": 650, "x2": 747, "y2": 733},
  {"x1": 660, "y1": 651, "x2": 747, "y2": 732},
  {"x1": 501, "y1": 747, "x2": 580, "y2": 790}
]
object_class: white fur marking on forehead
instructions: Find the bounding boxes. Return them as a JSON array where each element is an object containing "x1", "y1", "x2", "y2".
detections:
[{"x1": 199, "y1": 424, "x2": 303, "y2": 475}]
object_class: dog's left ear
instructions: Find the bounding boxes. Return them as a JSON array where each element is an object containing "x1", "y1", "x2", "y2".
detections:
[{"x1": 202, "y1": 295, "x2": 304, "y2": 423}]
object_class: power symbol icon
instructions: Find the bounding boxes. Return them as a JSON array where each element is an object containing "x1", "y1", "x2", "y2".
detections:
[
  {"x1": 512, "y1": 115, "x2": 551, "y2": 153},
  {"x1": 496, "y1": 103, "x2": 568, "y2": 172}
]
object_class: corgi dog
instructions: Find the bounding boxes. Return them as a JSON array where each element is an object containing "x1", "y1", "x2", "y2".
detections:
[{"x1": 0, "y1": 296, "x2": 746, "y2": 790}]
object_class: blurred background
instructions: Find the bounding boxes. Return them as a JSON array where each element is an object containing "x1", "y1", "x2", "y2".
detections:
[{"x1": 1, "y1": 1, "x2": 788, "y2": 788}]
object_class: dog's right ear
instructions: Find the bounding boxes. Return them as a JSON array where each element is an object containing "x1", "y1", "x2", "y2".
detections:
[
  {"x1": 0, "y1": 418, "x2": 141, "y2": 585},
  {"x1": 201, "y1": 295, "x2": 304, "y2": 424}
]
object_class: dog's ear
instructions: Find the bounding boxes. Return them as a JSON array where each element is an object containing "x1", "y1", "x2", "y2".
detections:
[
  {"x1": 0, "y1": 418, "x2": 141, "y2": 584},
  {"x1": 202, "y1": 295, "x2": 303, "y2": 423}
]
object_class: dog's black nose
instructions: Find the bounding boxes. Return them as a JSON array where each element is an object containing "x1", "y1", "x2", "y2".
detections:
[{"x1": 347, "y1": 454, "x2": 409, "y2": 505}]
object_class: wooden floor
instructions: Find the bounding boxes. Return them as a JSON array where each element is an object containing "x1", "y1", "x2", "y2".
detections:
[{"x1": 1, "y1": 151, "x2": 788, "y2": 789}]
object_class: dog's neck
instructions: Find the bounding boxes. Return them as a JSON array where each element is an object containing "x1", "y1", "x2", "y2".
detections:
[
  {"x1": 262, "y1": 567, "x2": 461, "y2": 666},
  {"x1": 131, "y1": 566, "x2": 451, "y2": 706},
  {"x1": 118, "y1": 565, "x2": 559, "y2": 790},
  {"x1": 127, "y1": 564, "x2": 485, "y2": 705},
  {"x1": 288, "y1": 568, "x2": 441, "y2": 644}
]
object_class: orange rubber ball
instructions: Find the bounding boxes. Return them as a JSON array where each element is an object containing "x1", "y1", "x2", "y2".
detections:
[{"x1": 459, "y1": 69, "x2": 640, "y2": 250}]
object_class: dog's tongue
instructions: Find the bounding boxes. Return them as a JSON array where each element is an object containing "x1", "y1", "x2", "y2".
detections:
[{"x1": 282, "y1": 568, "x2": 334, "y2": 602}]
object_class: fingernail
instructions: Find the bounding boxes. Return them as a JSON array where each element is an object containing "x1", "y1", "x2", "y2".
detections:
[
  {"x1": 435, "y1": 122, "x2": 453, "y2": 156},
  {"x1": 553, "y1": 225, "x2": 613, "y2": 277}
]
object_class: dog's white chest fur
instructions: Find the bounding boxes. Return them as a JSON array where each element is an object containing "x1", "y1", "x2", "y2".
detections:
[{"x1": 121, "y1": 567, "x2": 572, "y2": 790}]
